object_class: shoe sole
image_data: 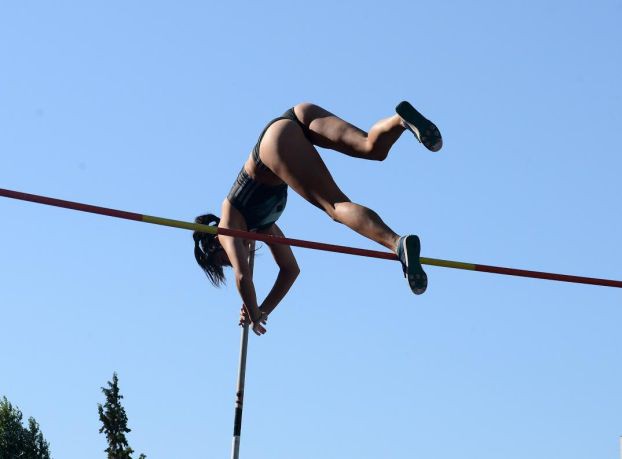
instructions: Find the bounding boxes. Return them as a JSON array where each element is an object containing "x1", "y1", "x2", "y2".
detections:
[
  {"x1": 395, "y1": 101, "x2": 443, "y2": 152},
  {"x1": 401, "y1": 235, "x2": 428, "y2": 295}
]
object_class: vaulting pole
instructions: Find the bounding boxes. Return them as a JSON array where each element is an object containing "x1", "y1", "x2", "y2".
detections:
[
  {"x1": 231, "y1": 242, "x2": 255, "y2": 459},
  {"x1": 1, "y1": 188, "x2": 621, "y2": 289}
]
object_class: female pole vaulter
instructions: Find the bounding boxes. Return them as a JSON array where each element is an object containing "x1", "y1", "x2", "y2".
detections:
[{"x1": 193, "y1": 101, "x2": 442, "y2": 335}]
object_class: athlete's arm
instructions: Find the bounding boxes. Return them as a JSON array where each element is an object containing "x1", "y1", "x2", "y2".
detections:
[
  {"x1": 256, "y1": 223, "x2": 300, "y2": 316},
  {"x1": 219, "y1": 201, "x2": 266, "y2": 334}
]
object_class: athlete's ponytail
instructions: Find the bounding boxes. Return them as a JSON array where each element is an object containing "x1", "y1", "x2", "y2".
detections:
[{"x1": 193, "y1": 213, "x2": 227, "y2": 287}]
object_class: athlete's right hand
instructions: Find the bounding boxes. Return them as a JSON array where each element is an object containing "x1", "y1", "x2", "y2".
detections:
[
  {"x1": 251, "y1": 311, "x2": 268, "y2": 336},
  {"x1": 240, "y1": 306, "x2": 268, "y2": 335}
]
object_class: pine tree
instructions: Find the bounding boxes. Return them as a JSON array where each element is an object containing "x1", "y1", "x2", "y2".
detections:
[
  {"x1": 97, "y1": 373, "x2": 146, "y2": 459},
  {"x1": 0, "y1": 396, "x2": 51, "y2": 459}
]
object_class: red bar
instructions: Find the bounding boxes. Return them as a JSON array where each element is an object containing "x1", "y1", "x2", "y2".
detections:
[
  {"x1": 1, "y1": 187, "x2": 621, "y2": 289},
  {"x1": 0, "y1": 188, "x2": 143, "y2": 222},
  {"x1": 217, "y1": 227, "x2": 398, "y2": 261}
]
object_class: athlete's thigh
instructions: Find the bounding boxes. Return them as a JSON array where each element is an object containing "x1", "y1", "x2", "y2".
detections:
[
  {"x1": 259, "y1": 120, "x2": 350, "y2": 212},
  {"x1": 294, "y1": 102, "x2": 368, "y2": 158}
]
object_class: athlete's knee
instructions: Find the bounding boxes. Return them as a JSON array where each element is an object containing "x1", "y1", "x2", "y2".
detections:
[
  {"x1": 322, "y1": 200, "x2": 350, "y2": 222},
  {"x1": 325, "y1": 206, "x2": 340, "y2": 222},
  {"x1": 367, "y1": 145, "x2": 389, "y2": 161},
  {"x1": 359, "y1": 141, "x2": 388, "y2": 161}
]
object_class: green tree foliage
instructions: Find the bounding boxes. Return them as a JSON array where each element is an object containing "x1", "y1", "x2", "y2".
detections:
[
  {"x1": 0, "y1": 396, "x2": 51, "y2": 459},
  {"x1": 97, "y1": 373, "x2": 146, "y2": 459}
]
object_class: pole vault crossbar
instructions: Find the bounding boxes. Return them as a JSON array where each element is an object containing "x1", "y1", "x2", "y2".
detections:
[{"x1": 1, "y1": 187, "x2": 621, "y2": 289}]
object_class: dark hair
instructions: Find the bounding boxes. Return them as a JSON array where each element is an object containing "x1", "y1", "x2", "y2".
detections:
[{"x1": 193, "y1": 213, "x2": 227, "y2": 287}]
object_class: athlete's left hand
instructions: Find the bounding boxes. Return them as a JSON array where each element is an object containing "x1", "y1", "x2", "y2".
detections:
[{"x1": 239, "y1": 307, "x2": 251, "y2": 326}]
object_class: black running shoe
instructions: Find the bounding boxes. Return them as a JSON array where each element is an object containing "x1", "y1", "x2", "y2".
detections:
[
  {"x1": 396, "y1": 101, "x2": 443, "y2": 152},
  {"x1": 396, "y1": 235, "x2": 428, "y2": 295}
]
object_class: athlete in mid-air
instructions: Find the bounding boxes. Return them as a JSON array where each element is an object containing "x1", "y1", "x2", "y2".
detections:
[{"x1": 193, "y1": 101, "x2": 442, "y2": 335}]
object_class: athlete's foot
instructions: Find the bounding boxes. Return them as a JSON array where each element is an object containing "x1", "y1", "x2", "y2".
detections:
[
  {"x1": 396, "y1": 101, "x2": 443, "y2": 152},
  {"x1": 396, "y1": 235, "x2": 428, "y2": 295}
]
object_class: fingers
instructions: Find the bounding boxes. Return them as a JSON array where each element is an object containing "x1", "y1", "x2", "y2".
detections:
[
  {"x1": 239, "y1": 306, "x2": 251, "y2": 325},
  {"x1": 239, "y1": 314, "x2": 250, "y2": 326},
  {"x1": 239, "y1": 307, "x2": 268, "y2": 334}
]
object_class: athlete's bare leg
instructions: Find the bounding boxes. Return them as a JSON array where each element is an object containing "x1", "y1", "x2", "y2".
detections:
[
  {"x1": 293, "y1": 102, "x2": 406, "y2": 161},
  {"x1": 259, "y1": 120, "x2": 400, "y2": 251}
]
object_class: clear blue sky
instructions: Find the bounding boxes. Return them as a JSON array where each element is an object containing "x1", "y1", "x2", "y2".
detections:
[{"x1": 1, "y1": 1, "x2": 621, "y2": 458}]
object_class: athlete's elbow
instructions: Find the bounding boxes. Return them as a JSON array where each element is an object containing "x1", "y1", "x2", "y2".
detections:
[{"x1": 282, "y1": 264, "x2": 300, "y2": 279}]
